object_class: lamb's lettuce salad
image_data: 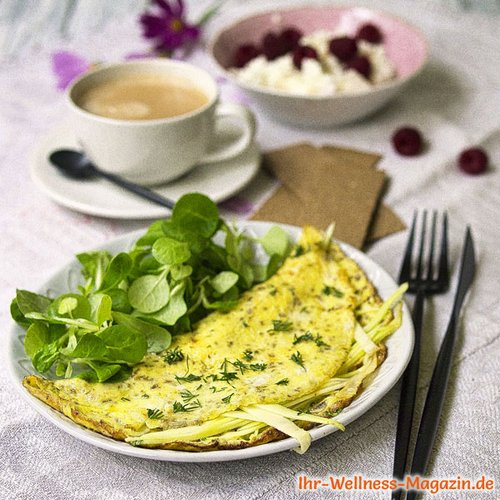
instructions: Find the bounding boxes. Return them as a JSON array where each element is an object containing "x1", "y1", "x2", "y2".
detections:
[{"x1": 11, "y1": 193, "x2": 291, "y2": 382}]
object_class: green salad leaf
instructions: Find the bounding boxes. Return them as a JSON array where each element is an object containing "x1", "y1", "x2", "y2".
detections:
[
  {"x1": 128, "y1": 271, "x2": 170, "y2": 313},
  {"x1": 11, "y1": 192, "x2": 292, "y2": 382},
  {"x1": 152, "y1": 237, "x2": 191, "y2": 266},
  {"x1": 15, "y1": 290, "x2": 51, "y2": 317},
  {"x1": 112, "y1": 311, "x2": 171, "y2": 353},
  {"x1": 24, "y1": 323, "x2": 52, "y2": 358},
  {"x1": 98, "y1": 253, "x2": 133, "y2": 292}
]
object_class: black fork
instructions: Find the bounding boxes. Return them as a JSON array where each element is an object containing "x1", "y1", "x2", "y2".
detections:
[{"x1": 391, "y1": 211, "x2": 450, "y2": 499}]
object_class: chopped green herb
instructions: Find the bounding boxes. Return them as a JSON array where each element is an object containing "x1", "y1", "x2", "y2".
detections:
[
  {"x1": 147, "y1": 408, "x2": 164, "y2": 419},
  {"x1": 314, "y1": 334, "x2": 329, "y2": 347},
  {"x1": 276, "y1": 378, "x2": 289, "y2": 386},
  {"x1": 121, "y1": 397, "x2": 131, "y2": 402},
  {"x1": 233, "y1": 359, "x2": 248, "y2": 374},
  {"x1": 220, "y1": 358, "x2": 230, "y2": 372},
  {"x1": 242, "y1": 320, "x2": 249, "y2": 328},
  {"x1": 141, "y1": 394, "x2": 150, "y2": 399},
  {"x1": 164, "y1": 346, "x2": 184, "y2": 364},
  {"x1": 322, "y1": 285, "x2": 344, "y2": 298},
  {"x1": 172, "y1": 399, "x2": 201, "y2": 413},
  {"x1": 175, "y1": 373, "x2": 202, "y2": 383},
  {"x1": 242, "y1": 349, "x2": 254, "y2": 361},
  {"x1": 291, "y1": 351, "x2": 305, "y2": 369},
  {"x1": 217, "y1": 371, "x2": 239, "y2": 384},
  {"x1": 180, "y1": 389, "x2": 199, "y2": 402},
  {"x1": 221, "y1": 393, "x2": 234, "y2": 404},
  {"x1": 216, "y1": 359, "x2": 240, "y2": 384},
  {"x1": 293, "y1": 331, "x2": 314, "y2": 344},
  {"x1": 291, "y1": 331, "x2": 329, "y2": 347},
  {"x1": 268, "y1": 319, "x2": 293, "y2": 332},
  {"x1": 209, "y1": 386, "x2": 226, "y2": 393},
  {"x1": 249, "y1": 363, "x2": 267, "y2": 371}
]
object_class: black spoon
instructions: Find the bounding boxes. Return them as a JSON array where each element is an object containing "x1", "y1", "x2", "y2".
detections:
[{"x1": 49, "y1": 149, "x2": 175, "y2": 210}]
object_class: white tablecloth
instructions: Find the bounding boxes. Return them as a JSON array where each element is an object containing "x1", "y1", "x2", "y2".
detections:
[{"x1": 0, "y1": 1, "x2": 499, "y2": 499}]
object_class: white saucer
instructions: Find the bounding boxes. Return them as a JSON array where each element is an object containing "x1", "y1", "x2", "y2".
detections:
[{"x1": 30, "y1": 126, "x2": 260, "y2": 219}]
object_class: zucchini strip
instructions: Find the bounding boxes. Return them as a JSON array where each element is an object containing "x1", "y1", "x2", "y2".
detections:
[{"x1": 226, "y1": 407, "x2": 312, "y2": 454}]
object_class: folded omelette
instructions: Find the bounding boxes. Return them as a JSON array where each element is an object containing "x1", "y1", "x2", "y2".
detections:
[{"x1": 23, "y1": 226, "x2": 404, "y2": 452}]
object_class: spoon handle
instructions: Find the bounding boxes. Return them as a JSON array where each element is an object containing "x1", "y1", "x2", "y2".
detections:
[{"x1": 97, "y1": 170, "x2": 175, "y2": 210}]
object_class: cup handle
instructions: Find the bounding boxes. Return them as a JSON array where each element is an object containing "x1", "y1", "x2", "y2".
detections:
[{"x1": 199, "y1": 102, "x2": 256, "y2": 164}]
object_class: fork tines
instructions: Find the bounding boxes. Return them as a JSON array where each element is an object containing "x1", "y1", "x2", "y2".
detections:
[{"x1": 399, "y1": 211, "x2": 449, "y2": 293}]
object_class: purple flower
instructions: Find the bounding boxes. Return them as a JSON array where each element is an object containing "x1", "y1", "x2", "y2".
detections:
[
  {"x1": 51, "y1": 51, "x2": 91, "y2": 90},
  {"x1": 140, "y1": 0, "x2": 200, "y2": 54}
]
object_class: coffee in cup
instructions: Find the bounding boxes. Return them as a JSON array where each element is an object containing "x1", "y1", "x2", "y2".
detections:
[
  {"x1": 67, "y1": 60, "x2": 256, "y2": 185},
  {"x1": 75, "y1": 73, "x2": 209, "y2": 121}
]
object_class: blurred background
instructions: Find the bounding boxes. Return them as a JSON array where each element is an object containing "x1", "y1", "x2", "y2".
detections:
[{"x1": 1, "y1": 0, "x2": 500, "y2": 61}]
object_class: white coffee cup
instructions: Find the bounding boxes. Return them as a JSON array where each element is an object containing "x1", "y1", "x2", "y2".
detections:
[{"x1": 67, "y1": 59, "x2": 256, "y2": 186}]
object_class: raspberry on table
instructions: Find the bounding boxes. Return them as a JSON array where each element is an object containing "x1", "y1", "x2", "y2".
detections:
[
  {"x1": 392, "y1": 127, "x2": 424, "y2": 156},
  {"x1": 458, "y1": 147, "x2": 489, "y2": 175}
]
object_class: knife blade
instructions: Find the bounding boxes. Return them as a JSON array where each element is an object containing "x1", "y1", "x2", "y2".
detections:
[{"x1": 406, "y1": 227, "x2": 475, "y2": 499}]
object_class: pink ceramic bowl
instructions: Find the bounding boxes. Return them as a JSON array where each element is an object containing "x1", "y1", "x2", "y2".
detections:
[{"x1": 211, "y1": 6, "x2": 427, "y2": 128}]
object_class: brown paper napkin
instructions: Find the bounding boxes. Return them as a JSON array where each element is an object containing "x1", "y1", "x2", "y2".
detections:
[{"x1": 251, "y1": 143, "x2": 405, "y2": 249}]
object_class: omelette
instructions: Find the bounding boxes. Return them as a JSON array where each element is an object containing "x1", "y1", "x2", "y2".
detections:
[{"x1": 23, "y1": 226, "x2": 404, "y2": 452}]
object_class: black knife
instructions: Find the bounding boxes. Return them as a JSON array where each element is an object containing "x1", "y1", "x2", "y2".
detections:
[{"x1": 406, "y1": 227, "x2": 476, "y2": 499}]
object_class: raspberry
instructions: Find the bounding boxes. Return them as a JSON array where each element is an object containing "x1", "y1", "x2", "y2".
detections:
[
  {"x1": 458, "y1": 147, "x2": 488, "y2": 175},
  {"x1": 232, "y1": 44, "x2": 261, "y2": 68},
  {"x1": 292, "y1": 45, "x2": 319, "y2": 70},
  {"x1": 346, "y1": 55, "x2": 371, "y2": 79},
  {"x1": 262, "y1": 32, "x2": 288, "y2": 60},
  {"x1": 392, "y1": 127, "x2": 423, "y2": 156},
  {"x1": 356, "y1": 23, "x2": 383, "y2": 44},
  {"x1": 279, "y1": 27, "x2": 303, "y2": 52},
  {"x1": 328, "y1": 36, "x2": 358, "y2": 62}
]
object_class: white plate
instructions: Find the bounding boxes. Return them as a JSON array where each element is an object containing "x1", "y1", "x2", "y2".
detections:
[
  {"x1": 30, "y1": 126, "x2": 260, "y2": 219},
  {"x1": 8, "y1": 221, "x2": 413, "y2": 462}
]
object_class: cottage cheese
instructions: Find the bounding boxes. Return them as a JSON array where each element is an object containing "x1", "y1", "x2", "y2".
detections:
[{"x1": 233, "y1": 31, "x2": 396, "y2": 96}]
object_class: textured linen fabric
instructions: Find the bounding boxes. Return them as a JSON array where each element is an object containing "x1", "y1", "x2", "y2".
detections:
[{"x1": 0, "y1": 1, "x2": 499, "y2": 499}]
